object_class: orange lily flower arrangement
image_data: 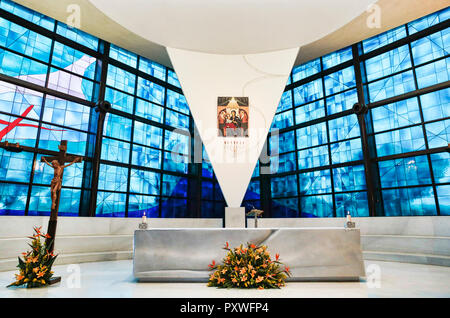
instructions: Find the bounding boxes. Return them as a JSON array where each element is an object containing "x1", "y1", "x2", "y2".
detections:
[
  {"x1": 7, "y1": 227, "x2": 58, "y2": 288},
  {"x1": 207, "y1": 242, "x2": 291, "y2": 289}
]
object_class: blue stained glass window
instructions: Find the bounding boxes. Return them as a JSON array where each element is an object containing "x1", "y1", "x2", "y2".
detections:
[
  {"x1": 165, "y1": 109, "x2": 189, "y2": 130},
  {"x1": 293, "y1": 78, "x2": 323, "y2": 106},
  {"x1": 160, "y1": 198, "x2": 188, "y2": 218},
  {"x1": 202, "y1": 159, "x2": 213, "y2": 178},
  {"x1": 375, "y1": 126, "x2": 425, "y2": 157},
  {"x1": 96, "y1": 191, "x2": 126, "y2": 217},
  {"x1": 363, "y1": 26, "x2": 407, "y2": 53},
  {"x1": 0, "y1": 49, "x2": 48, "y2": 86},
  {"x1": 107, "y1": 65, "x2": 136, "y2": 94},
  {"x1": 132, "y1": 145, "x2": 161, "y2": 169},
  {"x1": 300, "y1": 195, "x2": 333, "y2": 217},
  {"x1": 137, "y1": 77, "x2": 165, "y2": 105},
  {"x1": 0, "y1": 149, "x2": 32, "y2": 182},
  {"x1": 328, "y1": 114, "x2": 360, "y2": 142},
  {"x1": 324, "y1": 66, "x2": 356, "y2": 95},
  {"x1": 43, "y1": 98, "x2": 91, "y2": 131},
  {"x1": 335, "y1": 192, "x2": 369, "y2": 217},
  {"x1": 98, "y1": 164, "x2": 128, "y2": 192},
  {"x1": 322, "y1": 46, "x2": 352, "y2": 70},
  {"x1": 277, "y1": 90, "x2": 292, "y2": 112},
  {"x1": 0, "y1": 0, "x2": 55, "y2": 30},
  {"x1": 0, "y1": 17, "x2": 52, "y2": 62},
  {"x1": 333, "y1": 165, "x2": 366, "y2": 192},
  {"x1": 215, "y1": 182, "x2": 224, "y2": 201},
  {"x1": 48, "y1": 67, "x2": 95, "y2": 101},
  {"x1": 326, "y1": 88, "x2": 357, "y2": 115},
  {"x1": 104, "y1": 113, "x2": 132, "y2": 141},
  {"x1": 425, "y1": 119, "x2": 450, "y2": 148},
  {"x1": 295, "y1": 99, "x2": 325, "y2": 123},
  {"x1": 0, "y1": 183, "x2": 27, "y2": 215},
  {"x1": 105, "y1": 87, "x2": 134, "y2": 113},
  {"x1": 101, "y1": 138, "x2": 130, "y2": 164},
  {"x1": 271, "y1": 174, "x2": 297, "y2": 198},
  {"x1": 130, "y1": 169, "x2": 160, "y2": 195},
  {"x1": 128, "y1": 194, "x2": 159, "y2": 218},
  {"x1": 163, "y1": 151, "x2": 188, "y2": 173},
  {"x1": 272, "y1": 198, "x2": 298, "y2": 218},
  {"x1": 244, "y1": 180, "x2": 260, "y2": 201},
  {"x1": 415, "y1": 57, "x2": 450, "y2": 89},
  {"x1": 270, "y1": 151, "x2": 296, "y2": 174},
  {"x1": 296, "y1": 122, "x2": 328, "y2": 149},
  {"x1": 252, "y1": 160, "x2": 260, "y2": 178},
  {"x1": 408, "y1": 7, "x2": 450, "y2": 34},
  {"x1": 420, "y1": 88, "x2": 449, "y2": 122},
  {"x1": 368, "y1": 70, "x2": 415, "y2": 103},
  {"x1": 382, "y1": 186, "x2": 437, "y2": 216},
  {"x1": 331, "y1": 138, "x2": 363, "y2": 164},
  {"x1": 298, "y1": 145, "x2": 329, "y2": 170},
  {"x1": 56, "y1": 22, "x2": 99, "y2": 51},
  {"x1": 133, "y1": 121, "x2": 162, "y2": 148},
  {"x1": 135, "y1": 98, "x2": 163, "y2": 123},
  {"x1": 371, "y1": 97, "x2": 421, "y2": 133},
  {"x1": 436, "y1": 185, "x2": 450, "y2": 215},
  {"x1": 29, "y1": 186, "x2": 80, "y2": 216},
  {"x1": 39, "y1": 124, "x2": 87, "y2": 156},
  {"x1": 167, "y1": 70, "x2": 181, "y2": 88},
  {"x1": 166, "y1": 89, "x2": 189, "y2": 114},
  {"x1": 299, "y1": 170, "x2": 332, "y2": 195},
  {"x1": 52, "y1": 42, "x2": 96, "y2": 79},
  {"x1": 0, "y1": 115, "x2": 38, "y2": 147},
  {"x1": 139, "y1": 57, "x2": 166, "y2": 81},
  {"x1": 430, "y1": 152, "x2": 450, "y2": 184},
  {"x1": 379, "y1": 155, "x2": 431, "y2": 188},
  {"x1": 271, "y1": 110, "x2": 293, "y2": 131},
  {"x1": 109, "y1": 44, "x2": 137, "y2": 68},
  {"x1": 365, "y1": 45, "x2": 411, "y2": 82},
  {"x1": 164, "y1": 130, "x2": 189, "y2": 155},
  {"x1": 0, "y1": 81, "x2": 43, "y2": 120},
  {"x1": 292, "y1": 58, "x2": 321, "y2": 82},
  {"x1": 411, "y1": 29, "x2": 449, "y2": 66},
  {"x1": 271, "y1": 130, "x2": 295, "y2": 154},
  {"x1": 202, "y1": 180, "x2": 213, "y2": 200}
]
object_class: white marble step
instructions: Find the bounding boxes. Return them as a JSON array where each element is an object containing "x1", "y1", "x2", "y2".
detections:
[{"x1": 363, "y1": 251, "x2": 450, "y2": 267}]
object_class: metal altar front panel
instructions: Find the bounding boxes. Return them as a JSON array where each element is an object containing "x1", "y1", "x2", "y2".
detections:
[{"x1": 133, "y1": 228, "x2": 365, "y2": 282}]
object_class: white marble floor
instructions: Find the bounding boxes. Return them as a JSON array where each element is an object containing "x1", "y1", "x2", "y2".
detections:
[{"x1": 0, "y1": 260, "x2": 449, "y2": 298}]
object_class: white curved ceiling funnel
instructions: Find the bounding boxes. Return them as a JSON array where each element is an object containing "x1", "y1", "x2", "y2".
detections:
[{"x1": 168, "y1": 47, "x2": 299, "y2": 207}]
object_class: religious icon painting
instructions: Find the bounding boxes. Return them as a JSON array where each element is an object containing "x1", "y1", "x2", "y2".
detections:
[{"x1": 217, "y1": 97, "x2": 249, "y2": 137}]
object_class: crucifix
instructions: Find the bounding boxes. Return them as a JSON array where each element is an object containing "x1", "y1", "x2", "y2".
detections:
[{"x1": 246, "y1": 208, "x2": 264, "y2": 228}]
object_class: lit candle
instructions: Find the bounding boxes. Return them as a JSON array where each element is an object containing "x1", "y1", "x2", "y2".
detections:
[
  {"x1": 142, "y1": 212, "x2": 147, "y2": 224},
  {"x1": 346, "y1": 211, "x2": 352, "y2": 222}
]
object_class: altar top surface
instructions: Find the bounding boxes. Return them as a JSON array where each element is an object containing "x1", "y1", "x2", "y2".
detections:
[{"x1": 135, "y1": 227, "x2": 352, "y2": 231}]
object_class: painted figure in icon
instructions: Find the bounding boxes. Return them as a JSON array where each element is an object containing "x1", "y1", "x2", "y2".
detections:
[{"x1": 217, "y1": 97, "x2": 249, "y2": 137}]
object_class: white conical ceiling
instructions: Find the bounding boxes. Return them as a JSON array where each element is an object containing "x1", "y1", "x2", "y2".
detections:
[{"x1": 168, "y1": 47, "x2": 299, "y2": 207}]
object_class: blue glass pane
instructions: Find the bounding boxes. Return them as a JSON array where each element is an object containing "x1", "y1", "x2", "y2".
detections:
[
  {"x1": 244, "y1": 180, "x2": 260, "y2": 201},
  {"x1": 335, "y1": 192, "x2": 369, "y2": 217},
  {"x1": 271, "y1": 130, "x2": 295, "y2": 154},
  {"x1": 368, "y1": 70, "x2": 415, "y2": 103},
  {"x1": 296, "y1": 122, "x2": 327, "y2": 149},
  {"x1": 408, "y1": 7, "x2": 450, "y2": 34},
  {"x1": 202, "y1": 180, "x2": 213, "y2": 200},
  {"x1": 294, "y1": 99, "x2": 325, "y2": 123},
  {"x1": 29, "y1": 186, "x2": 80, "y2": 216},
  {"x1": 56, "y1": 22, "x2": 98, "y2": 51},
  {"x1": 271, "y1": 174, "x2": 297, "y2": 198},
  {"x1": 326, "y1": 88, "x2": 357, "y2": 115},
  {"x1": 331, "y1": 138, "x2": 363, "y2": 164},
  {"x1": 215, "y1": 182, "x2": 224, "y2": 201},
  {"x1": 416, "y1": 57, "x2": 450, "y2": 89},
  {"x1": 0, "y1": 115, "x2": 38, "y2": 147},
  {"x1": 298, "y1": 145, "x2": 329, "y2": 170},
  {"x1": 165, "y1": 109, "x2": 189, "y2": 130},
  {"x1": 293, "y1": 78, "x2": 323, "y2": 106},
  {"x1": 101, "y1": 137, "x2": 130, "y2": 164},
  {"x1": 98, "y1": 164, "x2": 128, "y2": 192},
  {"x1": 436, "y1": 185, "x2": 450, "y2": 216},
  {"x1": 0, "y1": 49, "x2": 47, "y2": 86},
  {"x1": 162, "y1": 174, "x2": 187, "y2": 197},
  {"x1": 430, "y1": 152, "x2": 450, "y2": 184},
  {"x1": 43, "y1": 97, "x2": 91, "y2": 131},
  {"x1": 322, "y1": 46, "x2": 352, "y2": 70},
  {"x1": 130, "y1": 169, "x2": 160, "y2": 195},
  {"x1": 163, "y1": 151, "x2": 188, "y2": 173},
  {"x1": 328, "y1": 114, "x2": 360, "y2": 142},
  {"x1": 160, "y1": 198, "x2": 188, "y2": 218},
  {"x1": 333, "y1": 165, "x2": 366, "y2": 192},
  {"x1": 362, "y1": 26, "x2": 406, "y2": 53},
  {"x1": 105, "y1": 87, "x2": 134, "y2": 113},
  {"x1": 300, "y1": 195, "x2": 333, "y2": 217},
  {"x1": 139, "y1": 57, "x2": 166, "y2": 81},
  {"x1": 271, "y1": 110, "x2": 293, "y2": 131},
  {"x1": 292, "y1": 58, "x2": 321, "y2": 82},
  {"x1": 109, "y1": 44, "x2": 137, "y2": 68},
  {"x1": 371, "y1": 97, "x2": 421, "y2": 133},
  {"x1": 48, "y1": 67, "x2": 95, "y2": 101},
  {"x1": 164, "y1": 130, "x2": 189, "y2": 155},
  {"x1": 104, "y1": 113, "x2": 132, "y2": 141},
  {"x1": 272, "y1": 198, "x2": 298, "y2": 218},
  {"x1": 133, "y1": 121, "x2": 162, "y2": 148},
  {"x1": 379, "y1": 155, "x2": 431, "y2": 188},
  {"x1": 382, "y1": 187, "x2": 437, "y2": 216},
  {"x1": 365, "y1": 45, "x2": 411, "y2": 82},
  {"x1": 202, "y1": 160, "x2": 213, "y2": 178},
  {"x1": 277, "y1": 90, "x2": 292, "y2": 112},
  {"x1": 411, "y1": 29, "x2": 449, "y2": 65},
  {"x1": 0, "y1": 183, "x2": 27, "y2": 215},
  {"x1": 167, "y1": 70, "x2": 181, "y2": 88},
  {"x1": 0, "y1": 81, "x2": 43, "y2": 120},
  {"x1": 137, "y1": 77, "x2": 165, "y2": 105},
  {"x1": 166, "y1": 89, "x2": 189, "y2": 114},
  {"x1": 299, "y1": 170, "x2": 332, "y2": 195},
  {"x1": 107, "y1": 64, "x2": 136, "y2": 94},
  {"x1": 132, "y1": 145, "x2": 161, "y2": 169},
  {"x1": 420, "y1": 88, "x2": 450, "y2": 122},
  {"x1": 270, "y1": 152, "x2": 296, "y2": 174},
  {"x1": 425, "y1": 119, "x2": 450, "y2": 148},
  {"x1": 39, "y1": 124, "x2": 87, "y2": 155},
  {"x1": 96, "y1": 191, "x2": 126, "y2": 217},
  {"x1": 0, "y1": 149, "x2": 32, "y2": 182},
  {"x1": 128, "y1": 194, "x2": 159, "y2": 218},
  {"x1": 375, "y1": 126, "x2": 425, "y2": 157},
  {"x1": 252, "y1": 160, "x2": 259, "y2": 178},
  {"x1": 324, "y1": 66, "x2": 355, "y2": 95},
  {"x1": 135, "y1": 98, "x2": 163, "y2": 123},
  {"x1": 0, "y1": 0, "x2": 55, "y2": 30},
  {"x1": 52, "y1": 42, "x2": 96, "y2": 79}
]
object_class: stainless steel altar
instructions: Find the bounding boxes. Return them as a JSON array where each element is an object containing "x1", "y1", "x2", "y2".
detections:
[{"x1": 133, "y1": 228, "x2": 366, "y2": 282}]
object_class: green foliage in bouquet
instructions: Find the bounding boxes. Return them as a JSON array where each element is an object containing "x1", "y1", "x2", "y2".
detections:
[
  {"x1": 7, "y1": 227, "x2": 57, "y2": 288},
  {"x1": 207, "y1": 242, "x2": 291, "y2": 289}
]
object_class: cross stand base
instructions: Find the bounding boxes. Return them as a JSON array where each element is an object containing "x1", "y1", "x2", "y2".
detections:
[{"x1": 49, "y1": 276, "x2": 61, "y2": 285}]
